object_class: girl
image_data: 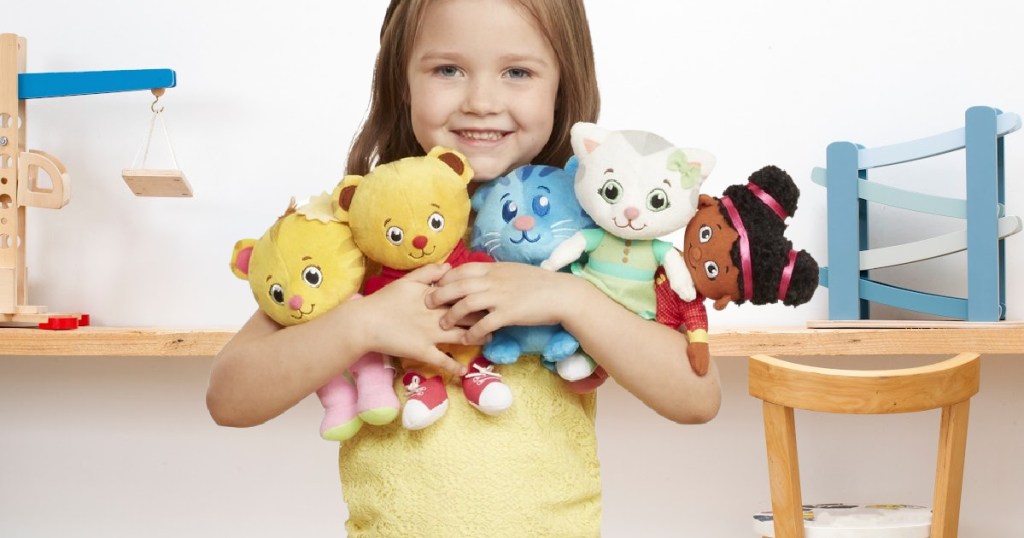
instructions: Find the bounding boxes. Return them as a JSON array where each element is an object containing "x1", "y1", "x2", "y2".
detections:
[{"x1": 207, "y1": 0, "x2": 721, "y2": 535}]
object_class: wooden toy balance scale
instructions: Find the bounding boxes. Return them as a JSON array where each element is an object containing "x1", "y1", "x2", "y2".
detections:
[{"x1": 0, "y1": 33, "x2": 190, "y2": 329}]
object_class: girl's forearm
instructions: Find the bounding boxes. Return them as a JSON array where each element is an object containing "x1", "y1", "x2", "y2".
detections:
[
  {"x1": 558, "y1": 279, "x2": 722, "y2": 424},
  {"x1": 206, "y1": 302, "x2": 373, "y2": 427}
]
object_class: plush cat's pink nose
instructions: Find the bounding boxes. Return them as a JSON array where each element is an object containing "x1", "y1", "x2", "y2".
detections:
[
  {"x1": 289, "y1": 295, "x2": 303, "y2": 310},
  {"x1": 624, "y1": 206, "x2": 640, "y2": 221},
  {"x1": 413, "y1": 235, "x2": 428, "y2": 249},
  {"x1": 513, "y1": 215, "x2": 535, "y2": 231}
]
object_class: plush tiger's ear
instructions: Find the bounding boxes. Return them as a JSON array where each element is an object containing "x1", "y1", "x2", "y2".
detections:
[
  {"x1": 428, "y1": 146, "x2": 473, "y2": 184},
  {"x1": 231, "y1": 239, "x2": 256, "y2": 279},
  {"x1": 331, "y1": 174, "x2": 363, "y2": 223}
]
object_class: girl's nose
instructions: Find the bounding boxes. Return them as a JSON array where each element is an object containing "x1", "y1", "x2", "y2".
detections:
[
  {"x1": 624, "y1": 206, "x2": 640, "y2": 221},
  {"x1": 413, "y1": 235, "x2": 429, "y2": 249},
  {"x1": 462, "y1": 78, "x2": 501, "y2": 115},
  {"x1": 288, "y1": 295, "x2": 303, "y2": 311},
  {"x1": 513, "y1": 215, "x2": 535, "y2": 231}
]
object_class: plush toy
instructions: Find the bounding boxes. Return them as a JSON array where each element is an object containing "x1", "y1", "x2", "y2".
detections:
[
  {"x1": 470, "y1": 159, "x2": 599, "y2": 381},
  {"x1": 332, "y1": 146, "x2": 512, "y2": 430},
  {"x1": 656, "y1": 165, "x2": 820, "y2": 376},
  {"x1": 230, "y1": 195, "x2": 400, "y2": 441},
  {"x1": 542, "y1": 122, "x2": 716, "y2": 320}
]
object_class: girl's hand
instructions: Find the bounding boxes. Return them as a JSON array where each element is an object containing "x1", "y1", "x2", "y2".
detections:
[
  {"x1": 427, "y1": 262, "x2": 577, "y2": 344},
  {"x1": 358, "y1": 263, "x2": 468, "y2": 378}
]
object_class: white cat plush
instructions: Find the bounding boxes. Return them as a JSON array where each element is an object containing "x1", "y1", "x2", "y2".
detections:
[{"x1": 541, "y1": 122, "x2": 715, "y2": 319}]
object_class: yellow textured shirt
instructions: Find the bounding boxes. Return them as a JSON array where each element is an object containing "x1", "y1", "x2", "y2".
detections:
[{"x1": 338, "y1": 358, "x2": 601, "y2": 537}]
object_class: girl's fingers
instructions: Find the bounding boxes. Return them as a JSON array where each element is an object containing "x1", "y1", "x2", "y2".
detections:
[
  {"x1": 462, "y1": 311, "x2": 502, "y2": 345},
  {"x1": 404, "y1": 263, "x2": 451, "y2": 286},
  {"x1": 420, "y1": 347, "x2": 468, "y2": 378},
  {"x1": 434, "y1": 262, "x2": 489, "y2": 287},
  {"x1": 427, "y1": 277, "x2": 490, "y2": 309}
]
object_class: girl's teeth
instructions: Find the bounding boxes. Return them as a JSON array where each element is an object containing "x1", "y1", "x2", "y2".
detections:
[{"x1": 460, "y1": 131, "x2": 504, "y2": 140}]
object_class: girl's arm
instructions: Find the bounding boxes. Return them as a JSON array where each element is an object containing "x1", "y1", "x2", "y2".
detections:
[
  {"x1": 430, "y1": 262, "x2": 721, "y2": 424},
  {"x1": 208, "y1": 264, "x2": 469, "y2": 427}
]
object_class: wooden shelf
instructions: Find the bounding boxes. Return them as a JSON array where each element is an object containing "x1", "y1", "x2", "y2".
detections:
[{"x1": 0, "y1": 325, "x2": 1021, "y2": 357}]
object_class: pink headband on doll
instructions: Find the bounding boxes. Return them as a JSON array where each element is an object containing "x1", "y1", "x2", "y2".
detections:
[
  {"x1": 777, "y1": 249, "x2": 798, "y2": 302},
  {"x1": 722, "y1": 183, "x2": 794, "y2": 302},
  {"x1": 720, "y1": 195, "x2": 754, "y2": 301},
  {"x1": 746, "y1": 182, "x2": 789, "y2": 221}
]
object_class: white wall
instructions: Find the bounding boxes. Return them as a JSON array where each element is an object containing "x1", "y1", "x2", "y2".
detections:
[{"x1": 3, "y1": 1, "x2": 1022, "y2": 536}]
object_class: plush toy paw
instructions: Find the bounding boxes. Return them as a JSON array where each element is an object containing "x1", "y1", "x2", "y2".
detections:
[
  {"x1": 542, "y1": 330, "x2": 581, "y2": 362},
  {"x1": 321, "y1": 416, "x2": 364, "y2": 442},
  {"x1": 463, "y1": 358, "x2": 512, "y2": 416},
  {"x1": 401, "y1": 372, "x2": 450, "y2": 430},
  {"x1": 555, "y1": 352, "x2": 598, "y2": 381},
  {"x1": 483, "y1": 335, "x2": 523, "y2": 364}
]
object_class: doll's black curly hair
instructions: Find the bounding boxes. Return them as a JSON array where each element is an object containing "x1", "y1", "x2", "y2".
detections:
[{"x1": 717, "y1": 165, "x2": 819, "y2": 306}]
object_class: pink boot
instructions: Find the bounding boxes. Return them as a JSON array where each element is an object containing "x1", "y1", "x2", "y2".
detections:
[
  {"x1": 350, "y1": 352, "x2": 400, "y2": 426},
  {"x1": 316, "y1": 374, "x2": 363, "y2": 442}
]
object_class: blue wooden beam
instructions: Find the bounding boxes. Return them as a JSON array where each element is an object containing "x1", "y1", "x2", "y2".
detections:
[{"x1": 17, "y1": 69, "x2": 176, "y2": 99}]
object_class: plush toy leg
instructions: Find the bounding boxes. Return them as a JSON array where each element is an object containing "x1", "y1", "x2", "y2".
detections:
[
  {"x1": 564, "y1": 366, "x2": 609, "y2": 394},
  {"x1": 541, "y1": 330, "x2": 580, "y2": 362},
  {"x1": 482, "y1": 333, "x2": 523, "y2": 364},
  {"x1": 555, "y1": 352, "x2": 598, "y2": 381},
  {"x1": 401, "y1": 371, "x2": 449, "y2": 430},
  {"x1": 350, "y1": 352, "x2": 400, "y2": 426},
  {"x1": 462, "y1": 357, "x2": 512, "y2": 416},
  {"x1": 316, "y1": 375, "x2": 364, "y2": 442}
]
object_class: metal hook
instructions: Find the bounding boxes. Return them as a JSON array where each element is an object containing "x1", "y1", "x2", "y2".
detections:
[{"x1": 150, "y1": 88, "x2": 166, "y2": 114}]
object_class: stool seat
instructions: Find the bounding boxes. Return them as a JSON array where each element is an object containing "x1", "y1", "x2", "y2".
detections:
[{"x1": 753, "y1": 503, "x2": 931, "y2": 537}]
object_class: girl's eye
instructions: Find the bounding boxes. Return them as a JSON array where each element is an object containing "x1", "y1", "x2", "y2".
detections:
[
  {"x1": 502, "y1": 200, "x2": 518, "y2": 223},
  {"x1": 699, "y1": 225, "x2": 713, "y2": 243},
  {"x1": 646, "y1": 188, "x2": 670, "y2": 212},
  {"x1": 435, "y1": 65, "x2": 462, "y2": 78},
  {"x1": 428, "y1": 212, "x2": 445, "y2": 232},
  {"x1": 703, "y1": 261, "x2": 719, "y2": 280},
  {"x1": 302, "y1": 266, "x2": 322, "y2": 288},
  {"x1": 532, "y1": 195, "x2": 550, "y2": 217},
  {"x1": 599, "y1": 180, "x2": 623, "y2": 204},
  {"x1": 386, "y1": 226, "x2": 404, "y2": 245},
  {"x1": 268, "y1": 283, "x2": 285, "y2": 305},
  {"x1": 504, "y1": 67, "x2": 531, "y2": 79}
]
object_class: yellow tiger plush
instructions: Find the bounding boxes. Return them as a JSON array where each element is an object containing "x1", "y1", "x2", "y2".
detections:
[
  {"x1": 230, "y1": 194, "x2": 399, "y2": 441},
  {"x1": 332, "y1": 146, "x2": 512, "y2": 430}
]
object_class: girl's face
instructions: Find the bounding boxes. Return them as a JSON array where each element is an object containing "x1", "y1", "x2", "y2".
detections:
[{"x1": 407, "y1": 0, "x2": 560, "y2": 181}]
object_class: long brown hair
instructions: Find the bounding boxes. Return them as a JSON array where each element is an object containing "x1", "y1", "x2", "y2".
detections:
[{"x1": 345, "y1": 0, "x2": 601, "y2": 176}]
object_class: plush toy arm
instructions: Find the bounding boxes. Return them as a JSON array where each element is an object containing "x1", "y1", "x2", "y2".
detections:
[
  {"x1": 662, "y1": 249, "x2": 697, "y2": 301},
  {"x1": 540, "y1": 231, "x2": 587, "y2": 271},
  {"x1": 685, "y1": 330, "x2": 710, "y2": 377}
]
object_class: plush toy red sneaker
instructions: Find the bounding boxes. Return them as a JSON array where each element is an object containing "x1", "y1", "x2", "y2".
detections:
[
  {"x1": 462, "y1": 357, "x2": 512, "y2": 416},
  {"x1": 401, "y1": 372, "x2": 449, "y2": 430}
]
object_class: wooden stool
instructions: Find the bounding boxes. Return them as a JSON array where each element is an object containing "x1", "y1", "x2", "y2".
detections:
[{"x1": 748, "y1": 353, "x2": 980, "y2": 538}]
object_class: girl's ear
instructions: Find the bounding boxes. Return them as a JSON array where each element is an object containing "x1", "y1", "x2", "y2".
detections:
[
  {"x1": 332, "y1": 175, "x2": 363, "y2": 223},
  {"x1": 713, "y1": 295, "x2": 734, "y2": 311},
  {"x1": 570, "y1": 122, "x2": 608, "y2": 156},
  {"x1": 230, "y1": 240, "x2": 256, "y2": 279}
]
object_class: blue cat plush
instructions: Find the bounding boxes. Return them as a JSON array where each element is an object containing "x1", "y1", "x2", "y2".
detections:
[{"x1": 471, "y1": 160, "x2": 597, "y2": 380}]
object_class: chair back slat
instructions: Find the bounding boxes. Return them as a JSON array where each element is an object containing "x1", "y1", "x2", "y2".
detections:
[{"x1": 748, "y1": 353, "x2": 980, "y2": 414}]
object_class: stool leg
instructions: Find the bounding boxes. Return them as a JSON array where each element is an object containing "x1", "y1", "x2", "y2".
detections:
[
  {"x1": 763, "y1": 401, "x2": 805, "y2": 538},
  {"x1": 932, "y1": 400, "x2": 970, "y2": 538}
]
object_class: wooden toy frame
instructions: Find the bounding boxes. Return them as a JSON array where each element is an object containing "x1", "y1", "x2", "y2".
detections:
[
  {"x1": 814, "y1": 106, "x2": 1021, "y2": 322},
  {"x1": 0, "y1": 33, "x2": 178, "y2": 328}
]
